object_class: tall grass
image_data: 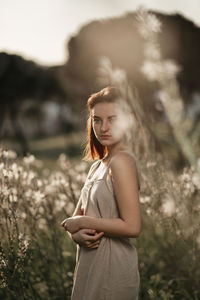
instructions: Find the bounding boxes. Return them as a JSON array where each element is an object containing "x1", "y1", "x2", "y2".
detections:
[
  {"x1": 0, "y1": 150, "x2": 88, "y2": 299},
  {"x1": 1, "y1": 142, "x2": 199, "y2": 299}
]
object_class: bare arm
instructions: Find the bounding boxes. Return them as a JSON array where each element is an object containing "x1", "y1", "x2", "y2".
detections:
[
  {"x1": 62, "y1": 152, "x2": 141, "y2": 238},
  {"x1": 65, "y1": 163, "x2": 104, "y2": 247},
  {"x1": 66, "y1": 194, "x2": 83, "y2": 236}
]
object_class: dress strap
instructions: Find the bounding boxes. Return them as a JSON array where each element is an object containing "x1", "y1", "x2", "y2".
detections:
[
  {"x1": 102, "y1": 160, "x2": 112, "y2": 180},
  {"x1": 86, "y1": 160, "x2": 101, "y2": 181}
]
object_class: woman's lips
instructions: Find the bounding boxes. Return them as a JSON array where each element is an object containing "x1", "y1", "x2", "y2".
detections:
[{"x1": 100, "y1": 135, "x2": 111, "y2": 139}]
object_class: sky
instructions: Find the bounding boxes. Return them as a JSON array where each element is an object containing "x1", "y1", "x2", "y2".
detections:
[{"x1": 0, "y1": 0, "x2": 200, "y2": 66}]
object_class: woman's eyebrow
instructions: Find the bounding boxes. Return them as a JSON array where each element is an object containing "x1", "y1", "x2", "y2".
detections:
[
  {"x1": 108, "y1": 115, "x2": 117, "y2": 118},
  {"x1": 92, "y1": 114, "x2": 117, "y2": 118}
]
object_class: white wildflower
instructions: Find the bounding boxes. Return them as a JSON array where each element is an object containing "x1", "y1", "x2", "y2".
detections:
[
  {"x1": 25, "y1": 189, "x2": 33, "y2": 198},
  {"x1": 11, "y1": 187, "x2": 17, "y2": 195},
  {"x1": 146, "y1": 161, "x2": 157, "y2": 168},
  {"x1": 58, "y1": 193, "x2": 67, "y2": 201},
  {"x1": 146, "y1": 208, "x2": 152, "y2": 215},
  {"x1": 10, "y1": 163, "x2": 19, "y2": 180},
  {"x1": 38, "y1": 206, "x2": 44, "y2": 214},
  {"x1": 62, "y1": 251, "x2": 72, "y2": 257},
  {"x1": 137, "y1": 10, "x2": 161, "y2": 38},
  {"x1": 45, "y1": 184, "x2": 57, "y2": 194},
  {"x1": 144, "y1": 43, "x2": 161, "y2": 60},
  {"x1": 75, "y1": 162, "x2": 88, "y2": 173},
  {"x1": 161, "y1": 196, "x2": 176, "y2": 216},
  {"x1": 23, "y1": 238, "x2": 29, "y2": 250},
  {"x1": 162, "y1": 60, "x2": 181, "y2": 79},
  {"x1": 2, "y1": 168, "x2": 13, "y2": 180},
  {"x1": 20, "y1": 212, "x2": 27, "y2": 219},
  {"x1": 180, "y1": 172, "x2": 191, "y2": 182},
  {"x1": 141, "y1": 60, "x2": 180, "y2": 82},
  {"x1": 36, "y1": 179, "x2": 43, "y2": 187},
  {"x1": 98, "y1": 57, "x2": 127, "y2": 87},
  {"x1": 192, "y1": 172, "x2": 200, "y2": 189},
  {"x1": 111, "y1": 69, "x2": 127, "y2": 86},
  {"x1": 77, "y1": 173, "x2": 87, "y2": 182},
  {"x1": 2, "y1": 150, "x2": 17, "y2": 159},
  {"x1": 146, "y1": 13, "x2": 161, "y2": 33},
  {"x1": 23, "y1": 170, "x2": 36, "y2": 184},
  {"x1": 1, "y1": 259, "x2": 8, "y2": 267},
  {"x1": 1, "y1": 186, "x2": 10, "y2": 197},
  {"x1": 34, "y1": 191, "x2": 45, "y2": 204},
  {"x1": 22, "y1": 171, "x2": 28, "y2": 180},
  {"x1": 23, "y1": 154, "x2": 35, "y2": 165},
  {"x1": 38, "y1": 218, "x2": 47, "y2": 230},
  {"x1": 18, "y1": 232, "x2": 24, "y2": 240},
  {"x1": 111, "y1": 99, "x2": 133, "y2": 141},
  {"x1": 33, "y1": 158, "x2": 43, "y2": 168},
  {"x1": 54, "y1": 199, "x2": 66, "y2": 212},
  {"x1": 141, "y1": 61, "x2": 160, "y2": 81},
  {"x1": 19, "y1": 233, "x2": 30, "y2": 250},
  {"x1": 58, "y1": 153, "x2": 70, "y2": 169},
  {"x1": 140, "y1": 196, "x2": 151, "y2": 204},
  {"x1": 9, "y1": 194, "x2": 18, "y2": 203}
]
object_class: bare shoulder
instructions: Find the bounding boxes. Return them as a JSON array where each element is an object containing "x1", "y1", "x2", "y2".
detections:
[
  {"x1": 109, "y1": 151, "x2": 140, "y2": 190},
  {"x1": 110, "y1": 151, "x2": 137, "y2": 171}
]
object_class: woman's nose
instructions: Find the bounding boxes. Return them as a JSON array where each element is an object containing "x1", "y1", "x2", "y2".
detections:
[{"x1": 101, "y1": 120, "x2": 109, "y2": 132}]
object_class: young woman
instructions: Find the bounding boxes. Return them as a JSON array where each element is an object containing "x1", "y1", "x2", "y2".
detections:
[{"x1": 61, "y1": 86, "x2": 141, "y2": 300}]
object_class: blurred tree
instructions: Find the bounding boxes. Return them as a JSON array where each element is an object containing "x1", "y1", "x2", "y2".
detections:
[
  {"x1": 62, "y1": 10, "x2": 200, "y2": 168},
  {"x1": 0, "y1": 52, "x2": 67, "y2": 154},
  {"x1": 63, "y1": 11, "x2": 200, "y2": 121}
]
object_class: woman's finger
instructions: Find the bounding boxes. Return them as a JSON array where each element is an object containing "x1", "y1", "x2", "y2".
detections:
[
  {"x1": 89, "y1": 240, "x2": 101, "y2": 248},
  {"x1": 93, "y1": 231, "x2": 104, "y2": 240},
  {"x1": 86, "y1": 240, "x2": 100, "y2": 248},
  {"x1": 90, "y1": 244, "x2": 99, "y2": 249},
  {"x1": 87, "y1": 231, "x2": 104, "y2": 242},
  {"x1": 82, "y1": 229, "x2": 96, "y2": 235},
  {"x1": 87, "y1": 243, "x2": 100, "y2": 249}
]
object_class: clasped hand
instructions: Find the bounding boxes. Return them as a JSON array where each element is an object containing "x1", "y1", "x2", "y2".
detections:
[
  {"x1": 61, "y1": 216, "x2": 104, "y2": 249},
  {"x1": 61, "y1": 216, "x2": 82, "y2": 234}
]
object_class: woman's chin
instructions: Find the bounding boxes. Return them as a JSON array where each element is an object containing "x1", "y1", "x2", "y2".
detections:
[
  {"x1": 99, "y1": 138, "x2": 121, "y2": 147},
  {"x1": 99, "y1": 139, "x2": 114, "y2": 146},
  {"x1": 100, "y1": 141, "x2": 112, "y2": 146}
]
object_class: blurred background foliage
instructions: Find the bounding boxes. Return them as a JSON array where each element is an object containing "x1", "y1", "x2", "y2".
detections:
[
  {"x1": 1, "y1": 10, "x2": 200, "y2": 167},
  {"x1": 0, "y1": 8, "x2": 200, "y2": 300}
]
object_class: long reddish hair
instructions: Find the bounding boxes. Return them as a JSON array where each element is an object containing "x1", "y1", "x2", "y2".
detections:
[{"x1": 83, "y1": 86, "x2": 121, "y2": 161}]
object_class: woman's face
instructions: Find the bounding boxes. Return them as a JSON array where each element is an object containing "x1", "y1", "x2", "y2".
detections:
[{"x1": 91, "y1": 101, "x2": 128, "y2": 147}]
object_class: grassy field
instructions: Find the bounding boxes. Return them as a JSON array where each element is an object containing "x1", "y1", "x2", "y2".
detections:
[
  {"x1": 1, "y1": 131, "x2": 86, "y2": 170},
  {"x1": 0, "y1": 133, "x2": 200, "y2": 299}
]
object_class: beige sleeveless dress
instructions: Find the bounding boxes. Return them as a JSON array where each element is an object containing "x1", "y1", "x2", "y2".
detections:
[{"x1": 71, "y1": 150, "x2": 140, "y2": 300}]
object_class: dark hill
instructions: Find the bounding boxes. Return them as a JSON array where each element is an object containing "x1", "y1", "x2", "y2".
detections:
[{"x1": 63, "y1": 10, "x2": 200, "y2": 113}]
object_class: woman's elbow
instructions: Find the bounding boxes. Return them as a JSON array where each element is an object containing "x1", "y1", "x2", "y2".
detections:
[{"x1": 129, "y1": 223, "x2": 142, "y2": 238}]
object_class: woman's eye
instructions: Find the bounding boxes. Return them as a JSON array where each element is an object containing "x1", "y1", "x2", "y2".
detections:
[
  {"x1": 110, "y1": 117, "x2": 117, "y2": 123},
  {"x1": 93, "y1": 119, "x2": 100, "y2": 124}
]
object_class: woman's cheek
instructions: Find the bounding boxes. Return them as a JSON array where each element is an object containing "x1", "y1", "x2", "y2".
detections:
[{"x1": 111, "y1": 121, "x2": 125, "y2": 140}]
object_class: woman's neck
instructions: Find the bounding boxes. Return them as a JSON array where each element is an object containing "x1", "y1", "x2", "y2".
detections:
[{"x1": 104, "y1": 142, "x2": 129, "y2": 161}]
